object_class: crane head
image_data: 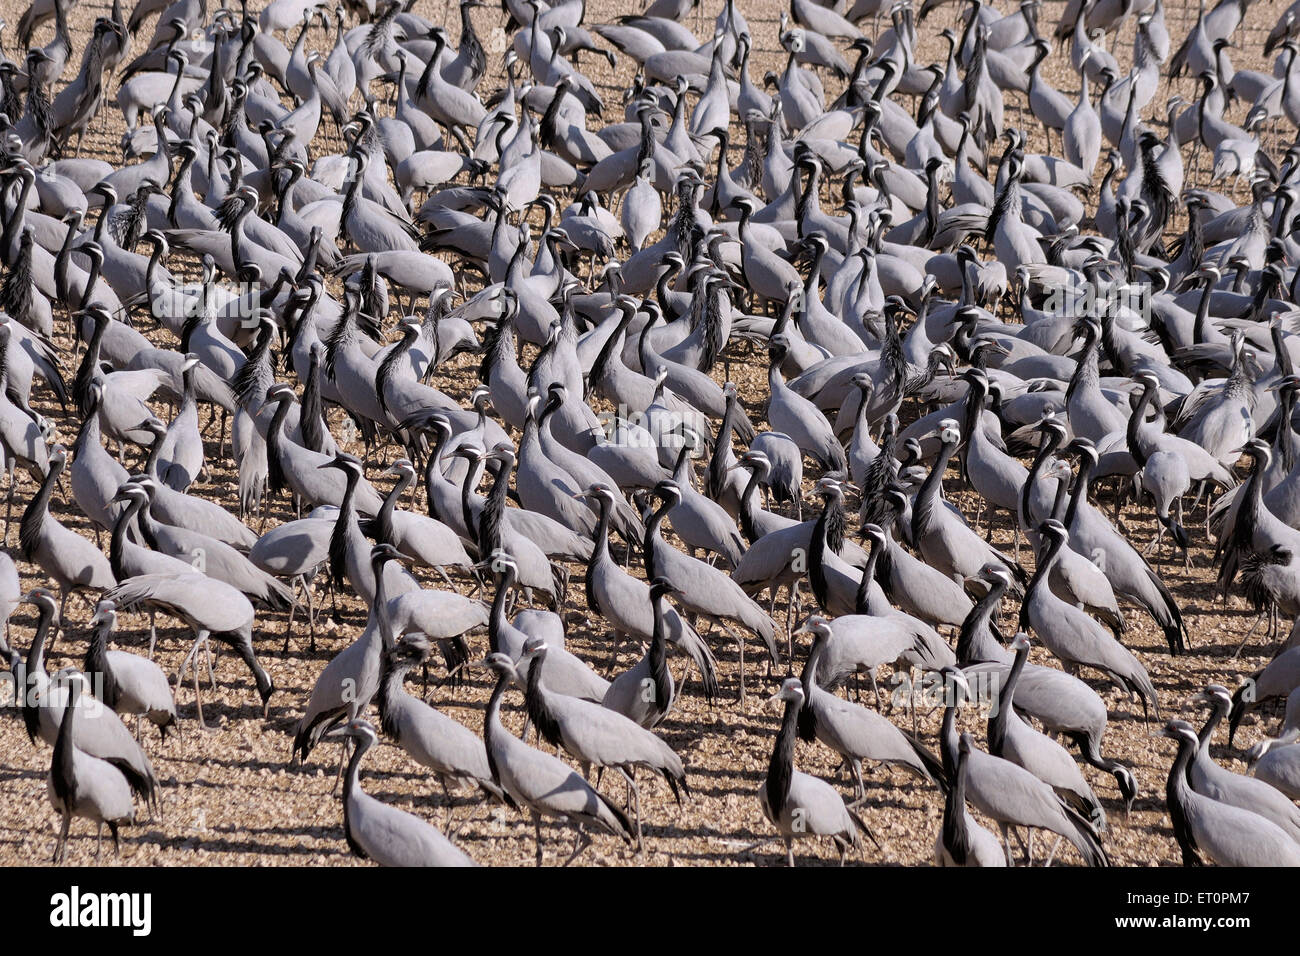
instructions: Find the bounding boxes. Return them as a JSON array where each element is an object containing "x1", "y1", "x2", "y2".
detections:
[{"x1": 768, "y1": 677, "x2": 805, "y2": 708}]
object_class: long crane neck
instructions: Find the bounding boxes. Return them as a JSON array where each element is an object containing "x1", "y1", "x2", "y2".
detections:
[
  {"x1": 482, "y1": 671, "x2": 511, "y2": 785},
  {"x1": 487, "y1": 566, "x2": 517, "y2": 654},
  {"x1": 987, "y1": 641, "x2": 1028, "y2": 755},
  {"x1": 765, "y1": 696, "x2": 799, "y2": 819},
  {"x1": 375, "y1": 468, "x2": 413, "y2": 545},
  {"x1": 912, "y1": 439, "x2": 955, "y2": 541},
  {"x1": 51, "y1": 679, "x2": 80, "y2": 809},
  {"x1": 1165, "y1": 733, "x2": 1200, "y2": 865},
  {"x1": 942, "y1": 745, "x2": 972, "y2": 864},
  {"x1": 1019, "y1": 533, "x2": 1063, "y2": 632},
  {"x1": 955, "y1": 580, "x2": 1006, "y2": 665}
]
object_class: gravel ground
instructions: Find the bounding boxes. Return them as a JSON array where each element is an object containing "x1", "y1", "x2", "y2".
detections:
[{"x1": 0, "y1": 0, "x2": 1290, "y2": 867}]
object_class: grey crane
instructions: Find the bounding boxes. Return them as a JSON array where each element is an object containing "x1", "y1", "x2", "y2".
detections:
[
  {"x1": 1059, "y1": 438, "x2": 1187, "y2": 656},
  {"x1": 361, "y1": 458, "x2": 473, "y2": 581},
  {"x1": 645, "y1": 480, "x2": 780, "y2": 697},
  {"x1": 987, "y1": 632, "x2": 1105, "y2": 827},
  {"x1": 292, "y1": 544, "x2": 406, "y2": 763},
  {"x1": 576, "y1": 486, "x2": 718, "y2": 699},
  {"x1": 602, "y1": 578, "x2": 682, "y2": 728},
  {"x1": 795, "y1": 619, "x2": 946, "y2": 803},
  {"x1": 333, "y1": 719, "x2": 477, "y2": 867},
  {"x1": 1021, "y1": 520, "x2": 1159, "y2": 719},
  {"x1": 1164, "y1": 720, "x2": 1300, "y2": 867},
  {"x1": 766, "y1": 334, "x2": 848, "y2": 474},
  {"x1": 262, "y1": 386, "x2": 386, "y2": 516},
  {"x1": 154, "y1": 354, "x2": 204, "y2": 491},
  {"x1": 1243, "y1": 685, "x2": 1300, "y2": 765},
  {"x1": 911, "y1": 420, "x2": 1026, "y2": 588},
  {"x1": 69, "y1": 383, "x2": 130, "y2": 542},
  {"x1": 132, "y1": 433, "x2": 259, "y2": 550},
  {"x1": 318, "y1": 453, "x2": 422, "y2": 610},
  {"x1": 1253, "y1": 743, "x2": 1300, "y2": 800},
  {"x1": 83, "y1": 599, "x2": 177, "y2": 740},
  {"x1": 485, "y1": 551, "x2": 609, "y2": 701},
  {"x1": 19, "y1": 444, "x2": 115, "y2": 621},
  {"x1": 129, "y1": 475, "x2": 297, "y2": 612},
  {"x1": 938, "y1": 667, "x2": 1109, "y2": 867},
  {"x1": 519, "y1": 635, "x2": 688, "y2": 848},
  {"x1": 477, "y1": 652, "x2": 634, "y2": 866},
  {"x1": 377, "y1": 633, "x2": 503, "y2": 807},
  {"x1": 936, "y1": 734, "x2": 1007, "y2": 867},
  {"x1": 1188, "y1": 684, "x2": 1300, "y2": 845},
  {"x1": 103, "y1": 569, "x2": 274, "y2": 730},
  {"x1": 108, "y1": 484, "x2": 204, "y2": 651},
  {"x1": 47, "y1": 670, "x2": 135, "y2": 862},
  {"x1": 871, "y1": 495, "x2": 976, "y2": 629},
  {"x1": 958, "y1": 564, "x2": 1139, "y2": 810},
  {"x1": 760, "y1": 677, "x2": 876, "y2": 866},
  {"x1": 22, "y1": 588, "x2": 160, "y2": 812}
]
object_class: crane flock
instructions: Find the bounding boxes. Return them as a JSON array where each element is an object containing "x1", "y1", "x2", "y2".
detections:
[{"x1": 1, "y1": 0, "x2": 1300, "y2": 867}]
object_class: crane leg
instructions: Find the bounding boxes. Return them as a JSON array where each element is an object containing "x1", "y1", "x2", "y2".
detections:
[
  {"x1": 204, "y1": 640, "x2": 217, "y2": 690},
  {"x1": 1233, "y1": 613, "x2": 1267, "y2": 660},
  {"x1": 785, "y1": 839, "x2": 795, "y2": 867},
  {"x1": 332, "y1": 737, "x2": 351, "y2": 796},
  {"x1": 329, "y1": 576, "x2": 342, "y2": 624},
  {"x1": 305, "y1": 573, "x2": 319, "y2": 652},
  {"x1": 1045, "y1": 834, "x2": 1063, "y2": 867},
  {"x1": 439, "y1": 778, "x2": 454, "y2": 831},
  {"x1": 192, "y1": 655, "x2": 218, "y2": 733},
  {"x1": 1177, "y1": 496, "x2": 1192, "y2": 570},
  {"x1": 53, "y1": 810, "x2": 71, "y2": 863},
  {"x1": 4, "y1": 462, "x2": 13, "y2": 542},
  {"x1": 621, "y1": 767, "x2": 643, "y2": 851},
  {"x1": 563, "y1": 826, "x2": 592, "y2": 867},
  {"x1": 1000, "y1": 824, "x2": 1014, "y2": 866},
  {"x1": 533, "y1": 811, "x2": 545, "y2": 867},
  {"x1": 736, "y1": 628, "x2": 745, "y2": 704},
  {"x1": 848, "y1": 759, "x2": 867, "y2": 807},
  {"x1": 57, "y1": 590, "x2": 70, "y2": 642},
  {"x1": 177, "y1": 630, "x2": 218, "y2": 732},
  {"x1": 147, "y1": 611, "x2": 158, "y2": 659},
  {"x1": 176, "y1": 634, "x2": 202, "y2": 688},
  {"x1": 285, "y1": 581, "x2": 300, "y2": 654}
]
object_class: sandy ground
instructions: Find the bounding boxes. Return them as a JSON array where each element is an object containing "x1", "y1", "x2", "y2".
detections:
[{"x1": 0, "y1": 0, "x2": 1291, "y2": 867}]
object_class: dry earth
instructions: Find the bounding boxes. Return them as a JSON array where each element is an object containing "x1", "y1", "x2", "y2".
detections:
[{"x1": 0, "y1": 0, "x2": 1290, "y2": 867}]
